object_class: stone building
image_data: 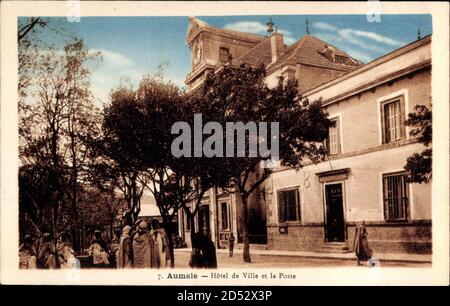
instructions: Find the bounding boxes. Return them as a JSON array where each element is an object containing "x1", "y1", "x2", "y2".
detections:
[{"x1": 179, "y1": 17, "x2": 432, "y2": 254}]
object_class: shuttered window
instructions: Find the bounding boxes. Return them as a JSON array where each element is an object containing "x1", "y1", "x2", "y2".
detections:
[
  {"x1": 278, "y1": 188, "x2": 300, "y2": 222},
  {"x1": 326, "y1": 118, "x2": 340, "y2": 155},
  {"x1": 219, "y1": 47, "x2": 229, "y2": 62},
  {"x1": 383, "y1": 173, "x2": 409, "y2": 221},
  {"x1": 381, "y1": 96, "x2": 405, "y2": 144}
]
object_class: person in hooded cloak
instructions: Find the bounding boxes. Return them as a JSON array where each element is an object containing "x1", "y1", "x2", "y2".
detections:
[
  {"x1": 132, "y1": 221, "x2": 155, "y2": 268},
  {"x1": 352, "y1": 221, "x2": 373, "y2": 265},
  {"x1": 150, "y1": 219, "x2": 170, "y2": 268},
  {"x1": 117, "y1": 225, "x2": 133, "y2": 268}
]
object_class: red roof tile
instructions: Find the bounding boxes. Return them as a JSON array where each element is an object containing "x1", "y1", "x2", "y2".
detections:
[{"x1": 234, "y1": 35, "x2": 362, "y2": 72}]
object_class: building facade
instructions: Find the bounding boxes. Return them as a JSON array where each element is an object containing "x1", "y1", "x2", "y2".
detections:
[{"x1": 179, "y1": 17, "x2": 432, "y2": 254}]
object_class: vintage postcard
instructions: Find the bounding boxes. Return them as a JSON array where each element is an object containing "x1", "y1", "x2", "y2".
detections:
[{"x1": 1, "y1": 1, "x2": 448, "y2": 286}]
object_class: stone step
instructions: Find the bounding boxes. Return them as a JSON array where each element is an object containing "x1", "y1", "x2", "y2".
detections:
[
  {"x1": 313, "y1": 248, "x2": 353, "y2": 254},
  {"x1": 321, "y1": 244, "x2": 349, "y2": 250},
  {"x1": 313, "y1": 243, "x2": 352, "y2": 254}
]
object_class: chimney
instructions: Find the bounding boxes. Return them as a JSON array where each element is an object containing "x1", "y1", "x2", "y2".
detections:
[
  {"x1": 270, "y1": 32, "x2": 284, "y2": 64},
  {"x1": 323, "y1": 45, "x2": 336, "y2": 63}
]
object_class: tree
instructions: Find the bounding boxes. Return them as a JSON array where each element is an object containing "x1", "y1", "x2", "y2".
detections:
[
  {"x1": 100, "y1": 83, "x2": 148, "y2": 225},
  {"x1": 404, "y1": 104, "x2": 432, "y2": 183},
  {"x1": 19, "y1": 38, "x2": 101, "y2": 237},
  {"x1": 18, "y1": 17, "x2": 47, "y2": 98},
  {"x1": 169, "y1": 94, "x2": 238, "y2": 252},
  {"x1": 18, "y1": 17, "x2": 47, "y2": 42},
  {"x1": 201, "y1": 65, "x2": 332, "y2": 262},
  {"x1": 99, "y1": 73, "x2": 233, "y2": 267},
  {"x1": 78, "y1": 188, "x2": 126, "y2": 238}
]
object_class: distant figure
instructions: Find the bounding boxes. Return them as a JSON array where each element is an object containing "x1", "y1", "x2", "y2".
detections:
[
  {"x1": 110, "y1": 229, "x2": 122, "y2": 267},
  {"x1": 189, "y1": 228, "x2": 217, "y2": 269},
  {"x1": 37, "y1": 232, "x2": 57, "y2": 269},
  {"x1": 19, "y1": 235, "x2": 37, "y2": 269},
  {"x1": 88, "y1": 230, "x2": 110, "y2": 268},
  {"x1": 151, "y1": 219, "x2": 170, "y2": 268},
  {"x1": 353, "y1": 221, "x2": 373, "y2": 266},
  {"x1": 228, "y1": 233, "x2": 235, "y2": 257},
  {"x1": 56, "y1": 232, "x2": 76, "y2": 269},
  {"x1": 132, "y1": 221, "x2": 155, "y2": 268},
  {"x1": 117, "y1": 225, "x2": 133, "y2": 269}
]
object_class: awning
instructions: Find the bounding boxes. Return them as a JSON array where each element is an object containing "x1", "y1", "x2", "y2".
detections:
[{"x1": 315, "y1": 168, "x2": 350, "y2": 183}]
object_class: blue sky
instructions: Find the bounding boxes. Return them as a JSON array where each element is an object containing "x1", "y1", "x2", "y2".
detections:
[{"x1": 28, "y1": 15, "x2": 432, "y2": 105}]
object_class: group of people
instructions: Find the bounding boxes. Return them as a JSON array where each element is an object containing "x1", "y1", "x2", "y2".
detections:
[
  {"x1": 19, "y1": 231, "x2": 77, "y2": 269},
  {"x1": 19, "y1": 218, "x2": 170, "y2": 269},
  {"x1": 19, "y1": 219, "x2": 372, "y2": 269},
  {"x1": 115, "y1": 218, "x2": 170, "y2": 269}
]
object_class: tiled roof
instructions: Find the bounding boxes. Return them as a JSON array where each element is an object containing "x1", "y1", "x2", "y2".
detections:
[
  {"x1": 234, "y1": 35, "x2": 362, "y2": 71},
  {"x1": 232, "y1": 38, "x2": 273, "y2": 67}
]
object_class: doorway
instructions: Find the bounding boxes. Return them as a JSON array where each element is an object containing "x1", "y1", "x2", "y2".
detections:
[{"x1": 325, "y1": 183, "x2": 345, "y2": 242}]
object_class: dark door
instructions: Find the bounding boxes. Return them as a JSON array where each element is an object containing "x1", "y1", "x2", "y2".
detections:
[
  {"x1": 325, "y1": 183, "x2": 345, "y2": 242},
  {"x1": 198, "y1": 205, "x2": 210, "y2": 233}
]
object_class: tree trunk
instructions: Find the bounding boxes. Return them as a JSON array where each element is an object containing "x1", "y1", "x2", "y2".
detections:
[
  {"x1": 241, "y1": 195, "x2": 251, "y2": 263},
  {"x1": 163, "y1": 220, "x2": 175, "y2": 268},
  {"x1": 185, "y1": 209, "x2": 196, "y2": 251},
  {"x1": 130, "y1": 178, "x2": 140, "y2": 223}
]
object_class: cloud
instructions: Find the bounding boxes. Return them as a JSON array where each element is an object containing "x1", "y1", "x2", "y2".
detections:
[
  {"x1": 224, "y1": 20, "x2": 297, "y2": 45},
  {"x1": 351, "y1": 30, "x2": 404, "y2": 47},
  {"x1": 88, "y1": 49, "x2": 145, "y2": 105},
  {"x1": 313, "y1": 22, "x2": 338, "y2": 32},
  {"x1": 91, "y1": 49, "x2": 135, "y2": 68},
  {"x1": 224, "y1": 21, "x2": 267, "y2": 34},
  {"x1": 312, "y1": 21, "x2": 404, "y2": 53},
  {"x1": 311, "y1": 23, "x2": 401, "y2": 55}
]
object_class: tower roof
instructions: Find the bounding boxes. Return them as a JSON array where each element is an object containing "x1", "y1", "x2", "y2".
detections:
[{"x1": 186, "y1": 16, "x2": 265, "y2": 45}]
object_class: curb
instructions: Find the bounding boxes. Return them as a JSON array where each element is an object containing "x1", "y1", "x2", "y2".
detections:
[{"x1": 174, "y1": 248, "x2": 432, "y2": 264}]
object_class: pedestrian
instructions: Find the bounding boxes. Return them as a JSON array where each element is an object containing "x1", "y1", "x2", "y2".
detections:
[
  {"x1": 110, "y1": 229, "x2": 121, "y2": 268},
  {"x1": 189, "y1": 228, "x2": 217, "y2": 269},
  {"x1": 117, "y1": 225, "x2": 133, "y2": 269},
  {"x1": 189, "y1": 232, "x2": 206, "y2": 268},
  {"x1": 88, "y1": 230, "x2": 110, "y2": 268},
  {"x1": 37, "y1": 232, "x2": 57, "y2": 269},
  {"x1": 352, "y1": 221, "x2": 373, "y2": 266},
  {"x1": 19, "y1": 235, "x2": 37, "y2": 269},
  {"x1": 56, "y1": 232, "x2": 76, "y2": 269},
  {"x1": 228, "y1": 233, "x2": 235, "y2": 257},
  {"x1": 151, "y1": 219, "x2": 170, "y2": 268},
  {"x1": 132, "y1": 221, "x2": 155, "y2": 268},
  {"x1": 201, "y1": 228, "x2": 217, "y2": 268}
]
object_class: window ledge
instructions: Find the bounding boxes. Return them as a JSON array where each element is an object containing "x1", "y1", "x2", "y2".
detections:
[{"x1": 278, "y1": 221, "x2": 302, "y2": 227}]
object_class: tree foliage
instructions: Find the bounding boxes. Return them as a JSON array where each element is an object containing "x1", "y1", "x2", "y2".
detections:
[
  {"x1": 19, "y1": 38, "x2": 103, "y2": 239},
  {"x1": 200, "y1": 64, "x2": 332, "y2": 262},
  {"x1": 404, "y1": 104, "x2": 432, "y2": 183}
]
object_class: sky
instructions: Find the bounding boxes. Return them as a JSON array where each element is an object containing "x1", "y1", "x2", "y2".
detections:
[{"x1": 27, "y1": 14, "x2": 432, "y2": 106}]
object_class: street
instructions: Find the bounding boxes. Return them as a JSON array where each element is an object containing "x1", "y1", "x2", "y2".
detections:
[{"x1": 173, "y1": 249, "x2": 431, "y2": 268}]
